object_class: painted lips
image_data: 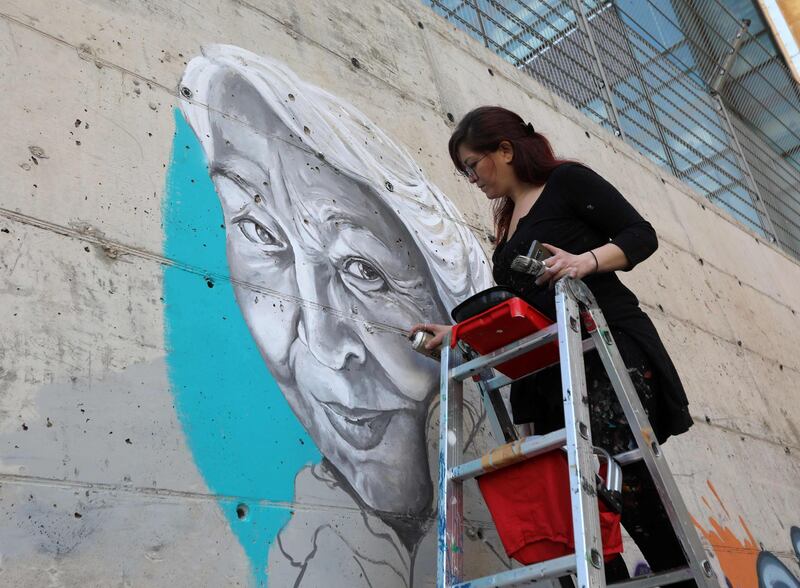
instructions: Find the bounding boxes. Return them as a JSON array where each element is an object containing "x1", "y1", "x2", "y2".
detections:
[{"x1": 319, "y1": 401, "x2": 399, "y2": 451}]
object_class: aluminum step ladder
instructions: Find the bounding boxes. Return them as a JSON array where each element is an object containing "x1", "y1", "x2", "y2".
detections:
[{"x1": 437, "y1": 278, "x2": 717, "y2": 588}]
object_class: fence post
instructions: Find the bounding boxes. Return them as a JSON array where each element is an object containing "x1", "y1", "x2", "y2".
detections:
[
  {"x1": 710, "y1": 18, "x2": 779, "y2": 243},
  {"x1": 715, "y1": 96, "x2": 779, "y2": 244},
  {"x1": 612, "y1": 3, "x2": 680, "y2": 177},
  {"x1": 469, "y1": 0, "x2": 490, "y2": 49},
  {"x1": 569, "y1": 0, "x2": 625, "y2": 139}
]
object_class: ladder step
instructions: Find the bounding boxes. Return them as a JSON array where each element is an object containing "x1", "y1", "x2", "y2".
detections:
[
  {"x1": 608, "y1": 566, "x2": 694, "y2": 588},
  {"x1": 450, "y1": 429, "x2": 567, "y2": 481},
  {"x1": 453, "y1": 554, "x2": 576, "y2": 588},
  {"x1": 613, "y1": 448, "x2": 642, "y2": 466},
  {"x1": 483, "y1": 338, "x2": 597, "y2": 391},
  {"x1": 449, "y1": 324, "x2": 559, "y2": 381}
]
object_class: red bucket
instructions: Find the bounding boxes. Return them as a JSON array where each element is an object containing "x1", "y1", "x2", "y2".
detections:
[
  {"x1": 451, "y1": 297, "x2": 559, "y2": 379},
  {"x1": 477, "y1": 451, "x2": 623, "y2": 565}
]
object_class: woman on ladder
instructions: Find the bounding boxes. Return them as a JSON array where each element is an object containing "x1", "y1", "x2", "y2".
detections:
[{"x1": 410, "y1": 106, "x2": 695, "y2": 586}]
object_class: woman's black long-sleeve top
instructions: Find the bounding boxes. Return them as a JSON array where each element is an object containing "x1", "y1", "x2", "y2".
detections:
[{"x1": 491, "y1": 163, "x2": 692, "y2": 443}]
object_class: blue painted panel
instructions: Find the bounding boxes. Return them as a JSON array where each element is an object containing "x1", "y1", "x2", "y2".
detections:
[{"x1": 162, "y1": 108, "x2": 320, "y2": 586}]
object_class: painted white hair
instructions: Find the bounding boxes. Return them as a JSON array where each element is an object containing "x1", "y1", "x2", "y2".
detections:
[{"x1": 179, "y1": 44, "x2": 492, "y2": 314}]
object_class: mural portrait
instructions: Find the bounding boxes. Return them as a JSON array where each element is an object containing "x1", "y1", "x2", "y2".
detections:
[{"x1": 169, "y1": 44, "x2": 493, "y2": 585}]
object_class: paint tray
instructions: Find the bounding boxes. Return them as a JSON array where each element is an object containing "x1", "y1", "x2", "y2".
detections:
[{"x1": 450, "y1": 297, "x2": 558, "y2": 379}]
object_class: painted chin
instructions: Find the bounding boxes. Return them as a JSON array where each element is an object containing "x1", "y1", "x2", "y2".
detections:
[
  {"x1": 283, "y1": 390, "x2": 431, "y2": 512},
  {"x1": 279, "y1": 346, "x2": 432, "y2": 513},
  {"x1": 348, "y1": 411, "x2": 432, "y2": 513}
]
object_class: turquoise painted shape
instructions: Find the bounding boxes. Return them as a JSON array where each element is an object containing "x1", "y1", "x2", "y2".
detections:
[{"x1": 162, "y1": 108, "x2": 320, "y2": 586}]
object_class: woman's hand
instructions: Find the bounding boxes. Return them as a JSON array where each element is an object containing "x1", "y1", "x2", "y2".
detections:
[
  {"x1": 408, "y1": 323, "x2": 452, "y2": 350},
  {"x1": 535, "y1": 243, "x2": 597, "y2": 289}
]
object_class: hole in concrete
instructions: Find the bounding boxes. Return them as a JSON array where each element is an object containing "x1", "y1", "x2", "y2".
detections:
[
  {"x1": 236, "y1": 503, "x2": 249, "y2": 520},
  {"x1": 446, "y1": 112, "x2": 454, "y2": 123},
  {"x1": 487, "y1": 68, "x2": 494, "y2": 76},
  {"x1": 584, "y1": 131, "x2": 590, "y2": 139},
  {"x1": 417, "y1": 21, "x2": 424, "y2": 29},
  {"x1": 351, "y1": 57, "x2": 361, "y2": 69}
]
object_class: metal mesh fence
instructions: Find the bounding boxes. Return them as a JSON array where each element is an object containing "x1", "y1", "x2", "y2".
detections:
[{"x1": 422, "y1": 0, "x2": 800, "y2": 260}]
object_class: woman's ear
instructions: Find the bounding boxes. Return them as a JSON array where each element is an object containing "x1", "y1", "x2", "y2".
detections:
[{"x1": 498, "y1": 140, "x2": 514, "y2": 164}]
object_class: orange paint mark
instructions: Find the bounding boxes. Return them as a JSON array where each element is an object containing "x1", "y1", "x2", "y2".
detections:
[
  {"x1": 707, "y1": 480, "x2": 731, "y2": 518},
  {"x1": 641, "y1": 428, "x2": 652, "y2": 446},
  {"x1": 692, "y1": 482, "x2": 760, "y2": 588}
]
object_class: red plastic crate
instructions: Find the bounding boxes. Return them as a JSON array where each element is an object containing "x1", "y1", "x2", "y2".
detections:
[
  {"x1": 477, "y1": 453, "x2": 623, "y2": 565},
  {"x1": 450, "y1": 297, "x2": 559, "y2": 379}
]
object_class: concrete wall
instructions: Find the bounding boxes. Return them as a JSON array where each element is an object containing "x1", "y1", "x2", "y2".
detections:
[{"x1": 1, "y1": 1, "x2": 798, "y2": 587}]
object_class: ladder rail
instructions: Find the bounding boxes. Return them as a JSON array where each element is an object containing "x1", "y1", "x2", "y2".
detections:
[
  {"x1": 437, "y1": 336, "x2": 464, "y2": 587},
  {"x1": 581, "y1": 297, "x2": 716, "y2": 587},
  {"x1": 476, "y1": 370, "x2": 519, "y2": 443},
  {"x1": 555, "y1": 281, "x2": 607, "y2": 588}
]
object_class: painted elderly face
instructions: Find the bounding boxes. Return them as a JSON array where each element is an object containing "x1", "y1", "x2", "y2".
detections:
[{"x1": 211, "y1": 142, "x2": 446, "y2": 515}]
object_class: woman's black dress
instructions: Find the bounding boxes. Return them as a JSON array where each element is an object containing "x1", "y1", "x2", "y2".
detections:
[
  {"x1": 491, "y1": 162, "x2": 695, "y2": 583},
  {"x1": 491, "y1": 163, "x2": 692, "y2": 443}
]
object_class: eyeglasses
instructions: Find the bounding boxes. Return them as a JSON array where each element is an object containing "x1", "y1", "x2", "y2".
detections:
[{"x1": 458, "y1": 153, "x2": 488, "y2": 180}]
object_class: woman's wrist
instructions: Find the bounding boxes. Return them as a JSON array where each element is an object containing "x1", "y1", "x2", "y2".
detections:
[
  {"x1": 583, "y1": 250, "x2": 599, "y2": 275},
  {"x1": 589, "y1": 249, "x2": 599, "y2": 273}
]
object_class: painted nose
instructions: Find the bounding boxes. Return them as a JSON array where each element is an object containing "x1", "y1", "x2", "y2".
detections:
[{"x1": 294, "y1": 261, "x2": 366, "y2": 370}]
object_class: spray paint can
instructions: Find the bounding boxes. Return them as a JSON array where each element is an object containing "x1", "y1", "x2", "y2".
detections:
[{"x1": 410, "y1": 330, "x2": 441, "y2": 361}]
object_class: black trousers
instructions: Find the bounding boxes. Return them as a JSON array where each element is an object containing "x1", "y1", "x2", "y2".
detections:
[{"x1": 512, "y1": 332, "x2": 695, "y2": 587}]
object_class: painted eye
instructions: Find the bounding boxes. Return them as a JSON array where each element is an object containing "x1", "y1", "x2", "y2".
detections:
[
  {"x1": 237, "y1": 218, "x2": 286, "y2": 251},
  {"x1": 343, "y1": 258, "x2": 384, "y2": 284}
]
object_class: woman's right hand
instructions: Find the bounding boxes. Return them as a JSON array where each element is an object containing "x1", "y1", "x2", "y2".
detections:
[{"x1": 408, "y1": 323, "x2": 452, "y2": 350}]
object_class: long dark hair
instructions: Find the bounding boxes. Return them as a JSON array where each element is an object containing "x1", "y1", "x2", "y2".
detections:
[{"x1": 448, "y1": 106, "x2": 570, "y2": 244}]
